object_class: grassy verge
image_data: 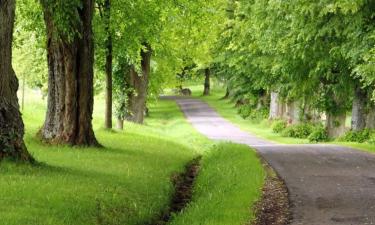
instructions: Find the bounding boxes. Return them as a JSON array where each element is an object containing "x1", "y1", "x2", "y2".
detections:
[
  {"x1": 169, "y1": 143, "x2": 265, "y2": 225},
  {"x1": 0, "y1": 92, "x2": 209, "y2": 225},
  {"x1": 192, "y1": 87, "x2": 309, "y2": 145},
  {"x1": 192, "y1": 86, "x2": 375, "y2": 153}
]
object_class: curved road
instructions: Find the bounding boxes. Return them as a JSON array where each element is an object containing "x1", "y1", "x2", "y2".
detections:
[{"x1": 173, "y1": 97, "x2": 375, "y2": 225}]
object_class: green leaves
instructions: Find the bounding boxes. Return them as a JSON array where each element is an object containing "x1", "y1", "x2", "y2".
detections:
[{"x1": 214, "y1": 0, "x2": 375, "y2": 115}]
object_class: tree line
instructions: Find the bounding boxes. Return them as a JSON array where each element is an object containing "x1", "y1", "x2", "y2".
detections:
[
  {"x1": 214, "y1": 0, "x2": 374, "y2": 139},
  {"x1": 0, "y1": 0, "x2": 225, "y2": 162}
]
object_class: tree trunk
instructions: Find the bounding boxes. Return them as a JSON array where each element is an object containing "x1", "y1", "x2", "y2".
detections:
[
  {"x1": 0, "y1": 0, "x2": 33, "y2": 161},
  {"x1": 104, "y1": 0, "x2": 113, "y2": 129},
  {"x1": 269, "y1": 92, "x2": 285, "y2": 120},
  {"x1": 366, "y1": 105, "x2": 375, "y2": 129},
  {"x1": 351, "y1": 85, "x2": 367, "y2": 131},
  {"x1": 126, "y1": 45, "x2": 152, "y2": 124},
  {"x1": 116, "y1": 118, "x2": 124, "y2": 130},
  {"x1": 221, "y1": 86, "x2": 230, "y2": 99},
  {"x1": 286, "y1": 101, "x2": 300, "y2": 124},
  {"x1": 203, "y1": 68, "x2": 210, "y2": 96},
  {"x1": 40, "y1": 0, "x2": 99, "y2": 146},
  {"x1": 326, "y1": 112, "x2": 347, "y2": 139}
]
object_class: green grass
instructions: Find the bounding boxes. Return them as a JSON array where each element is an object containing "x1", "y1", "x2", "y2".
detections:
[
  {"x1": 191, "y1": 85, "x2": 375, "y2": 153},
  {"x1": 331, "y1": 142, "x2": 375, "y2": 153},
  {"x1": 1, "y1": 90, "x2": 266, "y2": 225},
  {"x1": 1, "y1": 91, "x2": 207, "y2": 225},
  {"x1": 169, "y1": 143, "x2": 265, "y2": 225},
  {"x1": 191, "y1": 87, "x2": 309, "y2": 145}
]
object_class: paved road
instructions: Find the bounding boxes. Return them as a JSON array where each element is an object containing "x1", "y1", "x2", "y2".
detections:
[{"x1": 173, "y1": 97, "x2": 375, "y2": 225}]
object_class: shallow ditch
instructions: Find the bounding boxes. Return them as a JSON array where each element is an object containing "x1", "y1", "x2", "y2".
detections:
[{"x1": 147, "y1": 156, "x2": 201, "y2": 225}]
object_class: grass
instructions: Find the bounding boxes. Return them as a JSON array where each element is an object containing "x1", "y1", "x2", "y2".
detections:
[
  {"x1": 191, "y1": 86, "x2": 309, "y2": 145},
  {"x1": 191, "y1": 84, "x2": 375, "y2": 153},
  {"x1": 0, "y1": 89, "x2": 266, "y2": 225},
  {"x1": 169, "y1": 143, "x2": 265, "y2": 225},
  {"x1": 1, "y1": 91, "x2": 204, "y2": 225}
]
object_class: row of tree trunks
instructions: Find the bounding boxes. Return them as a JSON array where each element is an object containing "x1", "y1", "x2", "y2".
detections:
[
  {"x1": 103, "y1": 0, "x2": 113, "y2": 129},
  {"x1": 285, "y1": 101, "x2": 300, "y2": 125},
  {"x1": 0, "y1": 0, "x2": 33, "y2": 161},
  {"x1": 40, "y1": 0, "x2": 99, "y2": 146},
  {"x1": 203, "y1": 68, "x2": 210, "y2": 96},
  {"x1": 269, "y1": 92, "x2": 286, "y2": 121},
  {"x1": 125, "y1": 45, "x2": 152, "y2": 124}
]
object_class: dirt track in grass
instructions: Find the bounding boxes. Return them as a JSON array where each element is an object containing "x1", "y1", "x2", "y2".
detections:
[{"x1": 150, "y1": 157, "x2": 201, "y2": 225}]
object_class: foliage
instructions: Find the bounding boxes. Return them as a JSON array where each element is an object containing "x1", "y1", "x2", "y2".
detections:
[
  {"x1": 281, "y1": 124, "x2": 314, "y2": 139},
  {"x1": 13, "y1": 0, "x2": 47, "y2": 91},
  {"x1": 308, "y1": 126, "x2": 329, "y2": 143},
  {"x1": 338, "y1": 129, "x2": 372, "y2": 143},
  {"x1": 237, "y1": 104, "x2": 268, "y2": 121},
  {"x1": 368, "y1": 132, "x2": 375, "y2": 145},
  {"x1": 213, "y1": 0, "x2": 375, "y2": 125},
  {"x1": 272, "y1": 120, "x2": 287, "y2": 134}
]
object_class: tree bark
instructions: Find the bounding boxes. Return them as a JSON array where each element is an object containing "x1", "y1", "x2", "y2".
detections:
[
  {"x1": 40, "y1": 0, "x2": 99, "y2": 146},
  {"x1": 126, "y1": 45, "x2": 152, "y2": 124},
  {"x1": 326, "y1": 112, "x2": 347, "y2": 138},
  {"x1": 286, "y1": 101, "x2": 300, "y2": 124},
  {"x1": 221, "y1": 86, "x2": 230, "y2": 99},
  {"x1": 351, "y1": 84, "x2": 367, "y2": 131},
  {"x1": 0, "y1": 0, "x2": 33, "y2": 161},
  {"x1": 203, "y1": 68, "x2": 210, "y2": 96},
  {"x1": 116, "y1": 118, "x2": 124, "y2": 130},
  {"x1": 269, "y1": 92, "x2": 286, "y2": 120},
  {"x1": 366, "y1": 104, "x2": 375, "y2": 129},
  {"x1": 104, "y1": 0, "x2": 113, "y2": 129}
]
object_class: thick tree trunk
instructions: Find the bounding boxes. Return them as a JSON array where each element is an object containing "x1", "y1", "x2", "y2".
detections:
[
  {"x1": 351, "y1": 85, "x2": 367, "y2": 131},
  {"x1": 269, "y1": 92, "x2": 286, "y2": 120},
  {"x1": 40, "y1": 0, "x2": 99, "y2": 146},
  {"x1": 104, "y1": 0, "x2": 113, "y2": 129},
  {"x1": 126, "y1": 45, "x2": 152, "y2": 124},
  {"x1": 286, "y1": 101, "x2": 300, "y2": 124},
  {"x1": 326, "y1": 112, "x2": 347, "y2": 139},
  {"x1": 203, "y1": 68, "x2": 210, "y2": 96},
  {"x1": 0, "y1": 0, "x2": 33, "y2": 161}
]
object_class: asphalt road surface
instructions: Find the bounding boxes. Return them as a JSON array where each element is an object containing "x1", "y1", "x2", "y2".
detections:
[{"x1": 173, "y1": 97, "x2": 375, "y2": 225}]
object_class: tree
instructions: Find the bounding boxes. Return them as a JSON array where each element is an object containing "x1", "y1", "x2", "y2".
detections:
[
  {"x1": 126, "y1": 45, "x2": 152, "y2": 123},
  {"x1": 96, "y1": 0, "x2": 113, "y2": 129},
  {"x1": 203, "y1": 68, "x2": 211, "y2": 96},
  {"x1": 0, "y1": 0, "x2": 33, "y2": 161},
  {"x1": 39, "y1": 0, "x2": 99, "y2": 146},
  {"x1": 214, "y1": 0, "x2": 375, "y2": 139}
]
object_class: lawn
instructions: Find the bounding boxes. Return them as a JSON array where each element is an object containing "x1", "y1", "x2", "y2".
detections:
[
  {"x1": 0, "y1": 90, "x2": 266, "y2": 225},
  {"x1": 170, "y1": 143, "x2": 265, "y2": 225}
]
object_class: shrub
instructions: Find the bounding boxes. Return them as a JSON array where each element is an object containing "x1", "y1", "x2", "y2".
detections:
[
  {"x1": 308, "y1": 126, "x2": 329, "y2": 143},
  {"x1": 237, "y1": 104, "x2": 252, "y2": 119},
  {"x1": 339, "y1": 129, "x2": 371, "y2": 143},
  {"x1": 272, "y1": 120, "x2": 287, "y2": 133},
  {"x1": 368, "y1": 132, "x2": 375, "y2": 145},
  {"x1": 237, "y1": 105, "x2": 268, "y2": 121},
  {"x1": 281, "y1": 123, "x2": 314, "y2": 139}
]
